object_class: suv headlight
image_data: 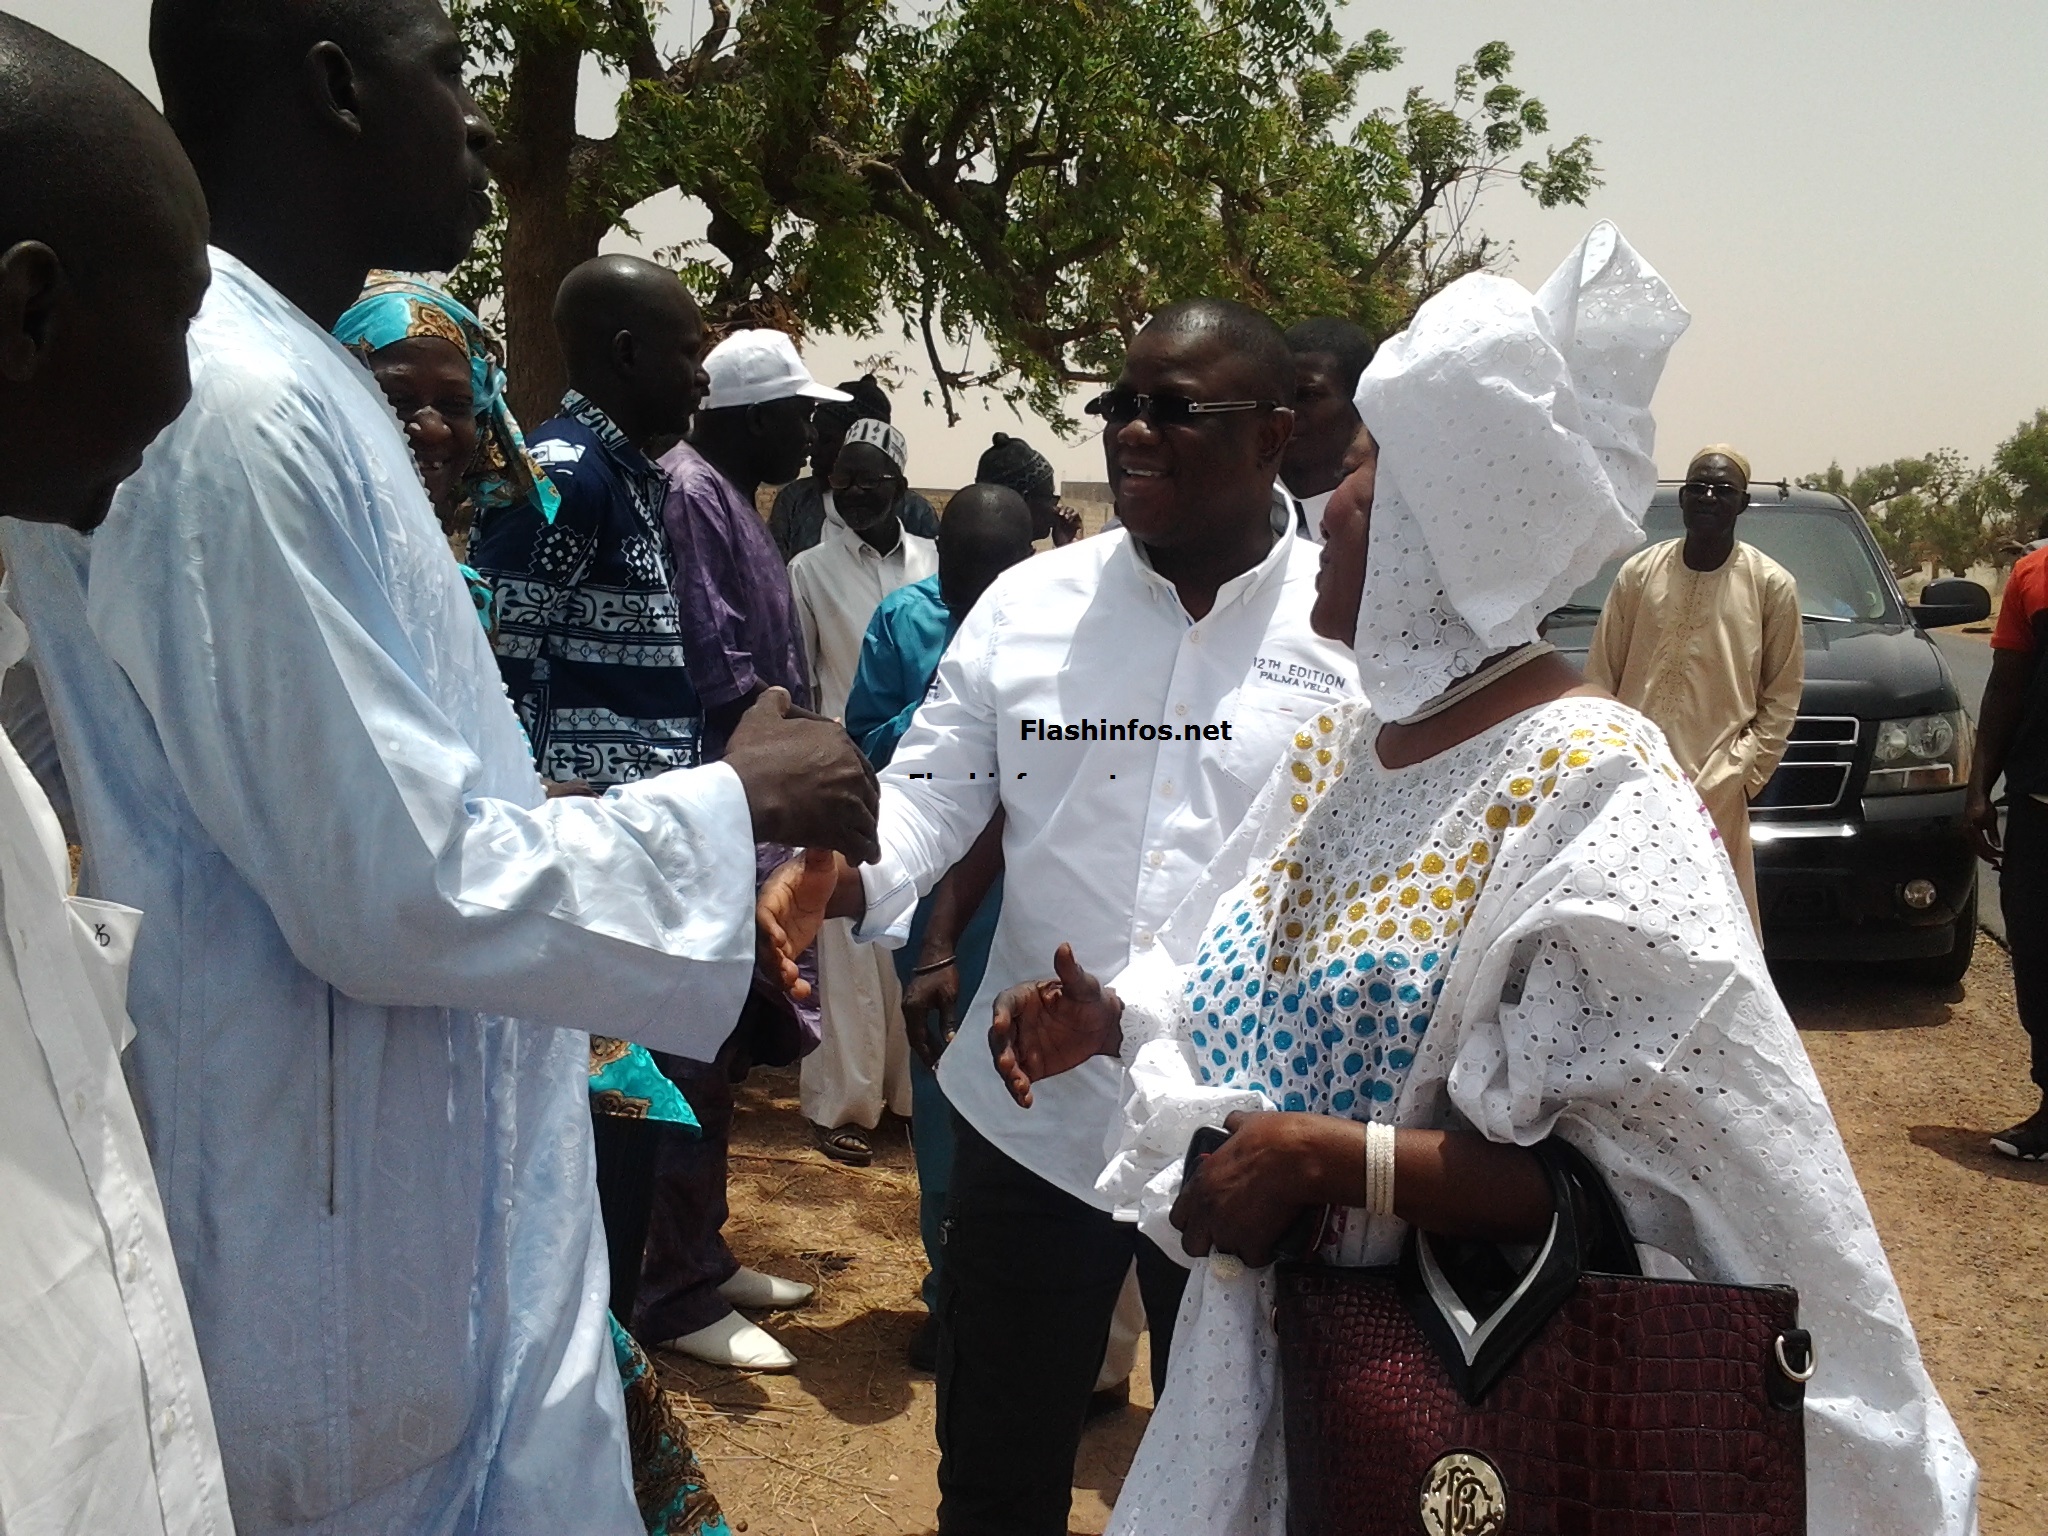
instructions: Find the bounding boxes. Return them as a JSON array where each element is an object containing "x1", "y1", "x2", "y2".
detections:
[{"x1": 1865, "y1": 710, "x2": 1971, "y2": 794}]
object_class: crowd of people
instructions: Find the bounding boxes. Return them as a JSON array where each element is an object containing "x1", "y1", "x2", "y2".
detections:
[{"x1": 0, "y1": 2, "x2": 1999, "y2": 1535}]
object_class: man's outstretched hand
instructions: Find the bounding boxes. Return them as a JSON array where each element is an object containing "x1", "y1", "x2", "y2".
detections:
[
  {"x1": 758, "y1": 848, "x2": 840, "y2": 998},
  {"x1": 988, "y1": 944, "x2": 1123, "y2": 1108},
  {"x1": 724, "y1": 687, "x2": 881, "y2": 863}
]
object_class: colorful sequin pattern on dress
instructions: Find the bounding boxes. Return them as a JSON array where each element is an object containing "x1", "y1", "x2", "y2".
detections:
[{"x1": 1184, "y1": 703, "x2": 1681, "y2": 1119}]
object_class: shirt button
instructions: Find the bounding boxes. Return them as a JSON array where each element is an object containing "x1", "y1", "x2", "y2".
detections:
[
  {"x1": 1147, "y1": 850, "x2": 1164, "y2": 867},
  {"x1": 1188, "y1": 630, "x2": 1204, "y2": 646},
  {"x1": 1174, "y1": 703, "x2": 1189, "y2": 717},
  {"x1": 1134, "y1": 928, "x2": 1155, "y2": 949},
  {"x1": 123, "y1": 1249, "x2": 140, "y2": 1282},
  {"x1": 159, "y1": 1409, "x2": 178, "y2": 1441},
  {"x1": 1159, "y1": 781, "x2": 1174, "y2": 797}
]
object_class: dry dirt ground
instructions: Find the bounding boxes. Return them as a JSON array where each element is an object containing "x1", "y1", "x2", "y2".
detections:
[{"x1": 656, "y1": 941, "x2": 2046, "y2": 1536}]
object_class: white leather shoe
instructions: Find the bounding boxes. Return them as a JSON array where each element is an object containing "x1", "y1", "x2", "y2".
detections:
[
  {"x1": 662, "y1": 1311, "x2": 797, "y2": 1371},
  {"x1": 719, "y1": 1266, "x2": 815, "y2": 1310}
]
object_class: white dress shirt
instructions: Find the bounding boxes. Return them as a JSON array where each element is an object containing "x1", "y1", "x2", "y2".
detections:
[
  {"x1": 1, "y1": 249, "x2": 756, "y2": 1532},
  {"x1": 788, "y1": 500, "x2": 939, "y2": 718},
  {"x1": 0, "y1": 595, "x2": 235, "y2": 1536},
  {"x1": 858, "y1": 502, "x2": 1359, "y2": 1204}
]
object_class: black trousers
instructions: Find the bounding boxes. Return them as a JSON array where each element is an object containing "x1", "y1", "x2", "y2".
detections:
[
  {"x1": 2001, "y1": 794, "x2": 2048, "y2": 1093},
  {"x1": 935, "y1": 1115, "x2": 1190, "y2": 1536},
  {"x1": 632, "y1": 1046, "x2": 742, "y2": 1342}
]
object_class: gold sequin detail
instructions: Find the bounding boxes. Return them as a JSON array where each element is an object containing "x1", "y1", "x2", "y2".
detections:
[
  {"x1": 1291, "y1": 762, "x2": 1314, "y2": 783},
  {"x1": 1420, "y1": 852, "x2": 1446, "y2": 875},
  {"x1": 1290, "y1": 794, "x2": 1309, "y2": 814}
]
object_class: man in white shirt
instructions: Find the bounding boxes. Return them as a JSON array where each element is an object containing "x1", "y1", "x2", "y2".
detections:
[
  {"x1": 762, "y1": 299, "x2": 1360, "y2": 1535},
  {"x1": 0, "y1": 17, "x2": 233, "y2": 1533},
  {"x1": 789, "y1": 417, "x2": 938, "y2": 1156},
  {"x1": 1278, "y1": 316, "x2": 1375, "y2": 542},
  {"x1": 3, "y1": 1, "x2": 878, "y2": 1531}
]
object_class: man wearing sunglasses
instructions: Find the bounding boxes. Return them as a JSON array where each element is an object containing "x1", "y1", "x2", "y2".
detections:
[
  {"x1": 1585, "y1": 444, "x2": 1804, "y2": 931},
  {"x1": 757, "y1": 298, "x2": 1359, "y2": 1535}
]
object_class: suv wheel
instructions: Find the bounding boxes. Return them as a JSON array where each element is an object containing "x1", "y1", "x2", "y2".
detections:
[{"x1": 1899, "y1": 879, "x2": 1978, "y2": 987}]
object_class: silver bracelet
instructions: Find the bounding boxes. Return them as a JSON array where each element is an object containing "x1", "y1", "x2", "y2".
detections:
[{"x1": 1364, "y1": 1121, "x2": 1398, "y2": 1217}]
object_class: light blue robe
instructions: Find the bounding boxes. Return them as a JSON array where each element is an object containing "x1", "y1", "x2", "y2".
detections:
[{"x1": 0, "y1": 250, "x2": 757, "y2": 1535}]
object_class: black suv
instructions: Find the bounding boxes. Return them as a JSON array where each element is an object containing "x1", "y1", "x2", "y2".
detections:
[{"x1": 1546, "y1": 483, "x2": 1991, "y2": 983}]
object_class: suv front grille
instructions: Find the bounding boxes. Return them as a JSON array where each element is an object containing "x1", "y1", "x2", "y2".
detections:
[{"x1": 1753, "y1": 716, "x2": 1858, "y2": 811}]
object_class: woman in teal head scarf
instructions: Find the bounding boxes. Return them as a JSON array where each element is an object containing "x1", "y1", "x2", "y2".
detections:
[{"x1": 334, "y1": 273, "x2": 560, "y2": 629}]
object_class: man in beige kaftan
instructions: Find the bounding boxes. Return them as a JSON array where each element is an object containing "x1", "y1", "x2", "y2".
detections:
[{"x1": 1585, "y1": 446, "x2": 1803, "y2": 929}]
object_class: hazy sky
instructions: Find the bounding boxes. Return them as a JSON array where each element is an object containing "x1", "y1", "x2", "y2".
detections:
[{"x1": 20, "y1": 1, "x2": 2048, "y2": 489}]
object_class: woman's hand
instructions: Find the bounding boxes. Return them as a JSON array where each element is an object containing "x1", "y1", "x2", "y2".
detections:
[
  {"x1": 988, "y1": 943, "x2": 1122, "y2": 1107},
  {"x1": 1171, "y1": 1110, "x2": 1343, "y2": 1268},
  {"x1": 756, "y1": 848, "x2": 839, "y2": 997}
]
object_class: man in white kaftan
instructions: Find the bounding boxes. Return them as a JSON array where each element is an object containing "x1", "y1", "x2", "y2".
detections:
[
  {"x1": 0, "y1": 613, "x2": 237, "y2": 1536},
  {"x1": 788, "y1": 418, "x2": 937, "y2": 1140},
  {"x1": 0, "y1": 247, "x2": 761, "y2": 1534},
  {"x1": 0, "y1": 15, "x2": 234, "y2": 1531}
]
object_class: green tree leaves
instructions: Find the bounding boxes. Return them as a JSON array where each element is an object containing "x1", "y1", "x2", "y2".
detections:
[
  {"x1": 455, "y1": 0, "x2": 1599, "y2": 424},
  {"x1": 1802, "y1": 443, "x2": 2029, "y2": 579}
]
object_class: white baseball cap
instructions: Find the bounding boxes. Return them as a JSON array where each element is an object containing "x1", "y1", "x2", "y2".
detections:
[{"x1": 700, "y1": 329, "x2": 853, "y2": 412}]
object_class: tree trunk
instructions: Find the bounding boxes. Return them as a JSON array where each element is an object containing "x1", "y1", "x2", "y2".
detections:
[{"x1": 497, "y1": 37, "x2": 611, "y2": 428}]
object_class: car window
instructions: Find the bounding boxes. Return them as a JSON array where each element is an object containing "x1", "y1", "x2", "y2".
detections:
[{"x1": 1560, "y1": 501, "x2": 1898, "y2": 623}]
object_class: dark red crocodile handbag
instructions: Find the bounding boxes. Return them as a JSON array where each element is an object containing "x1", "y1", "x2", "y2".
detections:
[{"x1": 1272, "y1": 1139, "x2": 1813, "y2": 1536}]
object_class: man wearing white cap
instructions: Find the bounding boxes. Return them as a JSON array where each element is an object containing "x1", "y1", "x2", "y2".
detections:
[
  {"x1": 788, "y1": 417, "x2": 938, "y2": 1162},
  {"x1": 638, "y1": 331, "x2": 852, "y2": 1371}
]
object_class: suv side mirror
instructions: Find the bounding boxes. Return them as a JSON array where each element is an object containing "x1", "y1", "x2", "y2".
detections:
[{"x1": 1911, "y1": 578, "x2": 1992, "y2": 629}]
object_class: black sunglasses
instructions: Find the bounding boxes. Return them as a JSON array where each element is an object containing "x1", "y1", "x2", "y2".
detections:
[
  {"x1": 1085, "y1": 388, "x2": 1280, "y2": 427},
  {"x1": 1682, "y1": 479, "x2": 1746, "y2": 502}
]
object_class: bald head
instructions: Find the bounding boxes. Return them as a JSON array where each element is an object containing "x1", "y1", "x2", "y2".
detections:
[
  {"x1": 1, "y1": 13, "x2": 205, "y2": 292},
  {"x1": 553, "y1": 255, "x2": 708, "y2": 448},
  {"x1": 0, "y1": 11, "x2": 211, "y2": 530},
  {"x1": 1145, "y1": 298, "x2": 1294, "y2": 403},
  {"x1": 938, "y1": 483, "x2": 1036, "y2": 616}
]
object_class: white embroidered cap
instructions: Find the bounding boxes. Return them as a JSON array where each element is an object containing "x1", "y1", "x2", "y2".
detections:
[
  {"x1": 700, "y1": 329, "x2": 853, "y2": 411},
  {"x1": 1350, "y1": 221, "x2": 1691, "y2": 720},
  {"x1": 842, "y1": 415, "x2": 908, "y2": 472}
]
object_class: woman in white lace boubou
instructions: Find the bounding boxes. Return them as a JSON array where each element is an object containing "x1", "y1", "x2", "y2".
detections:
[{"x1": 988, "y1": 222, "x2": 1978, "y2": 1536}]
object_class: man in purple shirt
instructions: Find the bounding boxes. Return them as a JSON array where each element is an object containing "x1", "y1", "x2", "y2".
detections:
[
  {"x1": 662, "y1": 330, "x2": 841, "y2": 751},
  {"x1": 640, "y1": 331, "x2": 848, "y2": 1369}
]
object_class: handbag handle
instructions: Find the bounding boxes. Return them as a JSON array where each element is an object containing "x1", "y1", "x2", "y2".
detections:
[
  {"x1": 1398, "y1": 1135, "x2": 1635, "y2": 1404},
  {"x1": 1399, "y1": 1135, "x2": 1809, "y2": 1411}
]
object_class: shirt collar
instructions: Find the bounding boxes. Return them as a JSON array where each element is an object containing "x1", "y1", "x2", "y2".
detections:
[
  {"x1": 823, "y1": 492, "x2": 904, "y2": 561},
  {"x1": 1119, "y1": 487, "x2": 1297, "y2": 621},
  {"x1": 560, "y1": 390, "x2": 658, "y2": 479}
]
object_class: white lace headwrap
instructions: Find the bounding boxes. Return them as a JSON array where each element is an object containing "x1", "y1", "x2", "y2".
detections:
[{"x1": 1350, "y1": 222, "x2": 1691, "y2": 720}]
